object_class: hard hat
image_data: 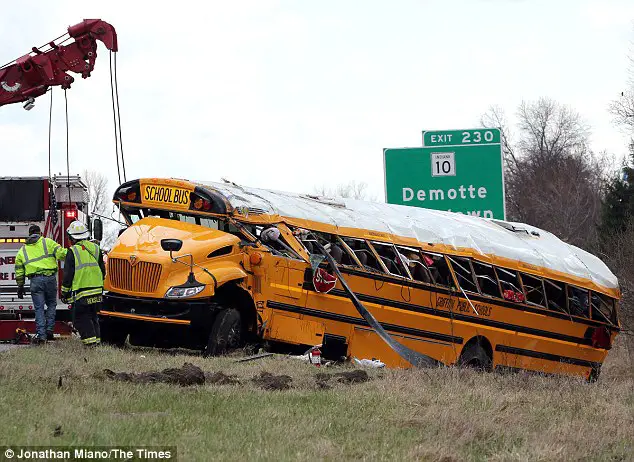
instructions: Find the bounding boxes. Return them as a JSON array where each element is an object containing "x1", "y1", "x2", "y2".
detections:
[{"x1": 67, "y1": 220, "x2": 90, "y2": 240}]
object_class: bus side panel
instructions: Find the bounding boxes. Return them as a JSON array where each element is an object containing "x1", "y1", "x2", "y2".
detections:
[
  {"x1": 265, "y1": 263, "x2": 609, "y2": 380},
  {"x1": 494, "y1": 348, "x2": 593, "y2": 378},
  {"x1": 473, "y1": 325, "x2": 606, "y2": 379},
  {"x1": 349, "y1": 327, "x2": 412, "y2": 368},
  {"x1": 302, "y1": 274, "x2": 461, "y2": 366},
  {"x1": 267, "y1": 312, "x2": 325, "y2": 346}
]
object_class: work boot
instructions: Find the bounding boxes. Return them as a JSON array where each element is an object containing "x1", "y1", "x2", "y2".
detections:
[
  {"x1": 46, "y1": 332, "x2": 55, "y2": 341},
  {"x1": 31, "y1": 336, "x2": 45, "y2": 345}
]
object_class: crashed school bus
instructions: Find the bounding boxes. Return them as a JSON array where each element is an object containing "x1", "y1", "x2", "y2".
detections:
[{"x1": 99, "y1": 178, "x2": 621, "y2": 381}]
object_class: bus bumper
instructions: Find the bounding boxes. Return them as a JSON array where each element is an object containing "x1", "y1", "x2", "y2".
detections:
[{"x1": 99, "y1": 293, "x2": 221, "y2": 348}]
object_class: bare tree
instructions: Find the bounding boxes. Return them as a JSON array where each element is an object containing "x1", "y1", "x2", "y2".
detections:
[
  {"x1": 609, "y1": 53, "x2": 634, "y2": 132},
  {"x1": 480, "y1": 104, "x2": 517, "y2": 169},
  {"x1": 598, "y1": 217, "x2": 634, "y2": 354},
  {"x1": 609, "y1": 91, "x2": 634, "y2": 131},
  {"x1": 481, "y1": 98, "x2": 605, "y2": 250},
  {"x1": 313, "y1": 180, "x2": 376, "y2": 201},
  {"x1": 82, "y1": 169, "x2": 120, "y2": 250},
  {"x1": 82, "y1": 169, "x2": 109, "y2": 215}
]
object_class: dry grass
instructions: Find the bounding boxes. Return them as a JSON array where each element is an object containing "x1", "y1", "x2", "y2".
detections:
[{"x1": 0, "y1": 338, "x2": 632, "y2": 461}]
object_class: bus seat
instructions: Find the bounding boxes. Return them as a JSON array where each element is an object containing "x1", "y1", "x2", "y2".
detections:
[
  {"x1": 411, "y1": 264, "x2": 431, "y2": 283},
  {"x1": 355, "y1": 250, "x2": 368, "y2": 266},
  {"x1": 381, "y1": 256, "x2": 402, "y2": 275},
  {"x1": 302, "y1": 240, "x2": 315, "y2": 254},
  {"x1": 328, "y1": 244, "x2": 344, "y2": 264}
]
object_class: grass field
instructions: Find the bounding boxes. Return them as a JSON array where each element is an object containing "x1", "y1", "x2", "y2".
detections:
[{"x1": 0, "y1": 338, "x2": 632, "y2": 461}]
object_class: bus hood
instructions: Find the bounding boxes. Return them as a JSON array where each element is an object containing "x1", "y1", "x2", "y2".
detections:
[{"x1": 104, "y1": 217, "x2": 243, "y2": 298}]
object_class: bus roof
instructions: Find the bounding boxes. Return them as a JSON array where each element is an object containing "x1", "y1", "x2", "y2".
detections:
[{"x1": 190, "y1": 180, "x2": 618, "y2": 294}]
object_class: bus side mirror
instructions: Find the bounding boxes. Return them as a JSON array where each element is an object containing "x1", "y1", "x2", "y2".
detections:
[
  {"x1": 161, "y1": 239, "x2": 183, "y2": 253},
  {"x1": 93, "y1": 218, "x2": 103, "y2": 242}
]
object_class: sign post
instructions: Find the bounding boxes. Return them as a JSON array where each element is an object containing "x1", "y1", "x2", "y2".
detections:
[{"x1": 383, "y1": 128, "x2": 505, "y2": 219}]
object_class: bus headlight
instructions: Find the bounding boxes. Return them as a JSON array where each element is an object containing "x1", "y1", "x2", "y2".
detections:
[{"x1": 165, "y1": 284, "x2": 205, "y2": 298}]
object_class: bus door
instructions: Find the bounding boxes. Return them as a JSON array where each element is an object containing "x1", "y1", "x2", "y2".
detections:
[
  {"x1": 259, "y1": 225, "x2": 324, "y2": 347},
  {"x1": 269, "y1": 253, "x2": 308, "y2": 302}
]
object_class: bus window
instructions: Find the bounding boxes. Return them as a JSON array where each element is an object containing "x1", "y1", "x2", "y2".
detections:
[
  {"x1": 425, "y1": 253, "x2": 454, "y2": 288},
  {"x1": 520, "y1": 273, "x2": 546, "y2": 307},
  {"x1": 371, "y1": 241, "x2": 409, "y2": 278},
  {"x1": 545, "y1": 279, "x2": 568, "y2": 314},
  {"x1": 307, "y1": 232, "x2": 343, "y2": 264},
  {"x1": 568, "y1": 285, "x2": 590, "y2": 318},
  {"x1": 297, "y1": 231, "x2": 358, "y2": 268},
  {"x1": 335, "y1": 237, "x2": 371, "y2": 268},
  {"x1": 341, "y1": 237, "x2": 384, "y2": 273},
  {"x1": 328, "y1": 236, "x2": 358, "y2": 268},
  {"x1": 397, "y1": 246, "x2": 432, "y2": 283},
  {"x1": 180, "y1": 215, "x2": 198, "y2": 225},
  {"x1": 200, "y1": 217, "x2": 220, "y2": 230},
  {"x1": 496, "y1": 267, "x2": 524, "y2": 302},
  {"x1": 122, "y1": 208, "x2": 142, "y2": 224},
  {"x1": 472, "y1": 261, "x2": 501, "y2": 298},
  {"x1": 289, "y1": 227, "x2": 317, "y2": 254},
  {"x1": 448, "y1": 257, "x2": 478, "y2": 293},
  {"x1": 258, "y1": 225, "x2": 301, "y2": 259},
  {"x1": 591, "y1": 292, "x2": 615, "y2": 324}
]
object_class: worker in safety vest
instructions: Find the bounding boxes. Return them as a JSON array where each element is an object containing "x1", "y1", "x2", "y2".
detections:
[
  {"x1": 61, "y1": 221, "x2": 105, "y2": 347},
  {"x1": 15, "y1": 224, "x2": 67, "y2": 343}
]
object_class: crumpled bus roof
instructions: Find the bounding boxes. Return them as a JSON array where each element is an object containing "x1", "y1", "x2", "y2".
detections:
[{"x1": 197, "y1": 180, "x2": 619, "y2": 291}]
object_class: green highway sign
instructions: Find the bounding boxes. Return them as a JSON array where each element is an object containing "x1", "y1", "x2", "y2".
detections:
[
  {"x1": 422, "y1": 128, "x2": 501, "y2": 147},
  {"x1": 384, "y1": 128, "x2": 505, "y2": 219}
]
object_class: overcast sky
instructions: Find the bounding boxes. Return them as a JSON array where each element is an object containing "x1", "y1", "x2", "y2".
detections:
[{"x1": 1, "y1": 0, "x2": 633, "y2": 205}]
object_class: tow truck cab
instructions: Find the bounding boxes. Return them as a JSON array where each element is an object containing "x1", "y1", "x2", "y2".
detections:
[{"x1": 0, "y1": 176, "x2": 89, "y2": 330}]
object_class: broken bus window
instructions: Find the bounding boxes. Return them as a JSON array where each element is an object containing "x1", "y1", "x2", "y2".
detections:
[
  {"x1": 567, "y1": 285, "x2": 590, "y2": 318},
  {"x1": 448, "y1": 257, "x2": 478, "y2": 294},
  {"x1": 496, "y1": 267, "x2": 525, "y2": 302},
  {"x1": 591, "y1": 292, "x2": 616, "y2": 324},
  {"x1": 472, "y1": 261, "x2": 501, "y2": 298},
  {"x1": 340, "y1": 237, "x2": 384, "y2": 273},
  {"x1": 545, "y1": 279, "x2": 568, "y2": 314},
  {"x1": 371, "y1": 241, "x2": 409, "y2": 278},
  {"x1": 520, "y1": 273, "x2": 546, "y2": 307}
]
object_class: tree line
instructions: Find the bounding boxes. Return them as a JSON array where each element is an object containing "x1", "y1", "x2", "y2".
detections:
[{"x1": 479, "y1": 92, "x2": 634, "y2": 344}]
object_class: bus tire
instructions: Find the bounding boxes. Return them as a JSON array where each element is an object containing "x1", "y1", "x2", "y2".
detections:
[
  {"x1": 458, "y1": 342, "x2": 492, "y2": 371},
  {"x1": 588, "y1": 364, "x2": 601, "y2": 383},
  {"x1": 204, "y1": 308, "x2": 242, "y2": 357},
  {"x1": 100, "y1": 320, "x2": 128, "y2": 347}
]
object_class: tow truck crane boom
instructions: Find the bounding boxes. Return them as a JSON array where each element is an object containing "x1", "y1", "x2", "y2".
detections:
[{"x1": 0, "y1": 19, "x2": 117, "y2": 110}]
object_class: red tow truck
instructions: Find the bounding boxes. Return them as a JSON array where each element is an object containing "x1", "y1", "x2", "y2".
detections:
[
  {"x1": 0, "y1": 19, "x2": 117, "y2": 342},
  {"x1": 0, "y1": 176, "x2": 89, "y2": 342}
]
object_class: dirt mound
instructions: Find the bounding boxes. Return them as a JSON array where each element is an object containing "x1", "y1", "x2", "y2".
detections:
[
  {"x1": 206, "y1": 371, "x2": 240, "y2": 385},
  {"x1": 316, "y1": 370, "x2": 370, "y2": 388},
  {"x1": 251, "y1": 371, "x2": 292, "y2": 390},
  {"x1": 103, "y1": 362, "x2": 205, "y2": 386}
]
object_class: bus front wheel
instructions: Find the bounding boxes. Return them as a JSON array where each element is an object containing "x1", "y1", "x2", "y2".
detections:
[
  {"x1": 204, "y1": 308, "x2": 242, "y2": 357},
  {"x1": 99, "y1": 319, "x2": 128, "y2": 347}
]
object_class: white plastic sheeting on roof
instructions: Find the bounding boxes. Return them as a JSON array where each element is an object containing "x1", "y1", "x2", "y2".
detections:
[{"x1": 196, "y1": 180, "x2": 619, "y2": 291}]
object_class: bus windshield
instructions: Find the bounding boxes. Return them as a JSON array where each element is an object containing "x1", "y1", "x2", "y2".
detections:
[{"x1": 122, "y1": 207, "x2": 252, "y2": 241}]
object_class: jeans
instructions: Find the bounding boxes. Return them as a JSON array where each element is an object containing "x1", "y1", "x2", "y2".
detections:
[{"x1": 30, "y1": 275, "x2": 57, "y2": 339}]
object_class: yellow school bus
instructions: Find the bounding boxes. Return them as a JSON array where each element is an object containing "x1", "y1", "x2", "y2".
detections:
[{"x1": 99, "y1": 178, "x2": 621, "y2": 381}]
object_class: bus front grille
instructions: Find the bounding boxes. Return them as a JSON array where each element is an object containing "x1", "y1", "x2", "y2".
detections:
[{"x1": 108, "y1": 258, "x2": 162, "y2": 294}]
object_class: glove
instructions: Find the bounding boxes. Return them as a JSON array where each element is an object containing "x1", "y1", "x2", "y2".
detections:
[
  {"x1": 17, "y1": 286, "x2": 24, "y2": 299},
  {"x1": 60, "y1": 291, "x2": 70, "y2": 304}
]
